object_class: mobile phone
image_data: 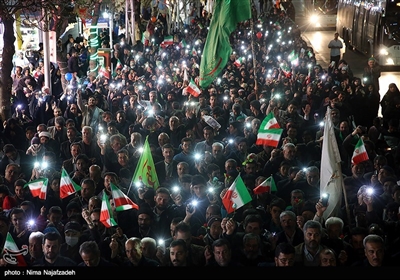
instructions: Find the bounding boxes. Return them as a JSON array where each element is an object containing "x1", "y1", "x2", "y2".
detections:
[
  {"x1": 187, "y1": 203, "x2": 195, "y2": 213},
  {"x1": 321, "y1": 193, "x2": 330, "y2": 207},
  {"x1": 158, "y1": 239, "x2": 165, "y2": 254}
]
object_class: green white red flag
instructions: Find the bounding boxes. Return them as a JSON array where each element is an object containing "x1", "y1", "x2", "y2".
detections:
[
  {"x1": 186, "y1": 78, "x2": 201, "y2": 97},
  {"x1": 98, "y1": 66, "x2": 110, "y2": 79},
  {"x1": 116, "y1": 59, "x2": 123, "y2": 70},
  {"x1": 100, "y1": 192, "x2": 118, "y2": 228},
  {"x1": 256, "y1": 112, "x2": 283, "y2": 147},
  {"x1": 179, "y1": 39, "x2": 187, "y2": 49},
  {"x1": 253, "y1": 176, "x2": 277, "y2": 195},
  {"x1": 2, "y1": 232, "x2": 28, "y2": 266},
  {"x1": 222, "y1": 175, "x2": 252, "y2": 214},
  {"x1": 24, "y1": 178, "x2": 48, "y2": 200},
  {"x1": 234, "y1": 57, "x2": 245, "y2": 67},
  {"x1": 260, "y1": 112, "x2": 281, "y2": 130},
  {"x1": 352, "y1": 137, "x2": 369, "y2": 164},
  {"x1": 60, "y1": 168, "x2": 81, "y2": 199},
  {"x1": 280, "y1": 63, "x2": 292, "y2": 78},
  {"x1": 160, "y1": 35, "x2": 173, "y2": 48},
  {"x1": 111, "y1": 183, "x2": 139, "y2": 211}
]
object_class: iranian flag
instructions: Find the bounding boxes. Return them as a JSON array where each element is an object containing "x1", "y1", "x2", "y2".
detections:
[
  {"x1": 183, "y1": 68, "x2": 189, "y2": 82},
  {"x1": 289, "y1": 50, "x2": 299, "y2": 66},
  {"x1": 253, "y1": 176, "x2": 277, "y2": 195},
  {"x1": 280, "y1": 64, "x2": 292, "y2": 78},
  {"x1": 24, "y1": 178, "x2": 48, "y2": 200},
  {"x1": 256, "y1": 128, "x2": 283, "y2": 147},
  {"x1": 111, "y1": 183, "x2": 139, "y2": 211},
  {"x1": 2, "y1": 232, "x2": 28, "y2": 266},
  {"x1": 98, "y1": 66, "x2": 110, "y2": 79},
  {"x1": 222, "y1": 175, "x2": 252, "y2": 214},
  {"x1": 273, "y1": 20, "x2": 282, "y2": 30},
  {"x1": 352, "y1": 137, "x2": 369, "y2": 164},
  {"x1": 116, "y1": 59, "x2": 123, "y2": 70},
  {"x1": 60, "y1": 168, "x2": 81, "y2": 199},
  {"x1": 186, "y1": 78, "x2": 201, "y2": 97},
  {"x1": 160, "y1": 35, "x2": 174, "y2": 48},
  {"x1": 234, "y1": 57, "x2": 245, "y2": 67},
  {"x1": 260, "y1": 112, "x2": 281, "y2": 130},
  {"x1": 256, "y1": 112, "x2": 283, "y2": 147},
  {"x1": 179, "y1": 39, "x2": 187, "y2": 49},
  {"x1": 100, "y1": 192, "x2": 118, "y2": 228}
]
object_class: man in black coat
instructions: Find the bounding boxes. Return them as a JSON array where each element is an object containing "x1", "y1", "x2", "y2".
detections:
[{"x1": 155, "y1": 143, "x2": 179, "y2": 189}]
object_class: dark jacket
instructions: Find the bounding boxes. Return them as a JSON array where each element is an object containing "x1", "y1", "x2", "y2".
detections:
[{"x1": 32, "y1": 255, "x2": 77, "y2": 267}]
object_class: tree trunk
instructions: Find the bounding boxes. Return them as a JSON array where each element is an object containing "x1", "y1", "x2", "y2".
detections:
[
  {"x1": 88, "y1": 2, "x2": 101, "y2": 78},
  {"x1": 0, "y1": 17, "x2": 15, "y2": 122},
  {"x1": 55, "y1": 19, "x2": 71, "y2": 92}
]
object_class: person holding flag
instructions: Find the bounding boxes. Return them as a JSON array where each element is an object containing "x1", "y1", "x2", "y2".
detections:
[
  {"x1": 130, "y1": 136, "x2": 160, "y2": 191},
  {"x1": 97, "y1": 172, "x2": 119, "y2": 202},
  {"x1": 222, "y1": 174, "x2": 252, "y2": 215},
  {"x1": 256, "y1": 112, "x2": 284, "y2": 148},
  {"x1": 7, "y1": 208, "x2": 33, "y2": 258},
  {"x1": 1, "y1": 232, "x2": 29, "y2": 266}
]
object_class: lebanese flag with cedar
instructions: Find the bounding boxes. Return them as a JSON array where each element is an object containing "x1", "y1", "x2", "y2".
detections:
[
  {"x1": 60, "y1": 168, "x2": 81, "y2": 199},
  {"x1": 351, "y1": 137, "x2": 369, "y2": 164}
]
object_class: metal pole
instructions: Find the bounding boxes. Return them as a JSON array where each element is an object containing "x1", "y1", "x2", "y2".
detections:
[
  {"x1": 131, "y1": 0, "x2": 135, "y2": 45},
  {"x1": 109, "y1": 10, "x2": 113, "y2": 49},
  {"x1": 42, "y1": 8, "x2": 51, "y2": 90},
  {"x1": 109, "y1": 9, "x2": 114, "y2": 77},
  {"x1": 125, "y1": 0, "x2": 130, "y2": 43}
]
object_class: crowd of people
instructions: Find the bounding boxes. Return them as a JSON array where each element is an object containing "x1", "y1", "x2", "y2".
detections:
[{"x1": 1, "y1": 1, "x2": 400, "y2": 270}]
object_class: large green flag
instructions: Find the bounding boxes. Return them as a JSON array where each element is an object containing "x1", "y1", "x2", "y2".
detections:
[
  {"x1": 130, "y1": 136, "x2": 160, "y2": 189},
  {"x1": 199, "y1": 0, "x2": 251, "y2": 88}
]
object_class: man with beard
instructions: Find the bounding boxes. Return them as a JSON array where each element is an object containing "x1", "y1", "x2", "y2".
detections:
[
  {"x1": 151, "y1": 187, "x2": 185, "y2": 239},
  {"x1": 129, "y1": 206, "x2": 157, "y2": 240},
  {"x1": 211, "y1": 142, "x2": 226, "y2": 172},
  {"x1": 77, "y1": 126, "x2": 102, "y2": 169},
  {"x1": 32, "y1": 231, "x2": 76, "y2": 266},
  {"x1": 233, "y1": 232, "x2": 268, "y2": 266},
  {"x1": 121, "y1": 237, "x2": 159, "y2": 267},
  {"x1": 205, "y1": 238, "x2": 244, "y2": 267},
  {"x1": 276, "y1": 100, "x2": 311, "y2": 132},
  {"x1": 294, "y1": 220, "x2": 329, "y2": 266},
  {"x1": 168, "y1": 239, "x2": 191, "y2": 266},
  {"x1": 77, "y1": 90, "x2": 104, "y2": 135}
]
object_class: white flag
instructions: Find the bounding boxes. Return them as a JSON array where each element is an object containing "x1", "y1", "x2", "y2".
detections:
[{"x1": 320, "y1": 107, "x2": 344, "y2": 220}]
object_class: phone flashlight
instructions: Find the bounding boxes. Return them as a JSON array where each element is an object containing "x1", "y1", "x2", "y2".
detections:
[{"x1": 158, "y1": 239, "x2": 166, "y2": 253}]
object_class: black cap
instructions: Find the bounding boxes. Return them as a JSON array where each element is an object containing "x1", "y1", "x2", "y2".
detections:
[
  {"x1": 64, "y1": 221, "x2": 82, "y2": 233},
  {"x1": 107, "y1": 120, "x2": 117, "y2": 127}
]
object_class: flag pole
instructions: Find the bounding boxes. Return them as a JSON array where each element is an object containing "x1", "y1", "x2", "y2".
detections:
[
  {"x1": 250, "y1": 2, "x2": 258, "y2": 98},
  {"x1": 338, "y1": 162, "x2": 351, "y2": 228}
]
